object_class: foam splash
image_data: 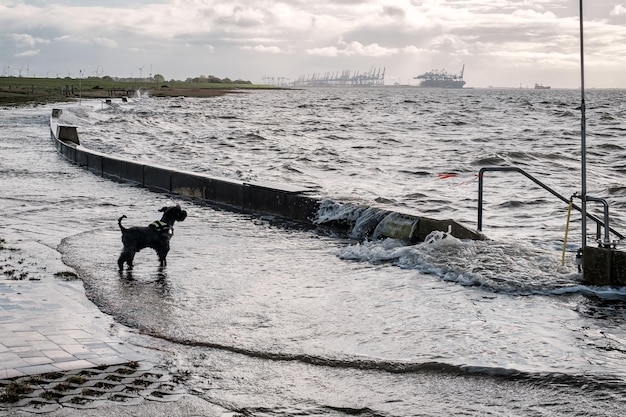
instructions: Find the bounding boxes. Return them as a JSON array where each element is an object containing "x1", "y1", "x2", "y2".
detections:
[
  {"x1": 316, "y1": 200, "x2": 598, "y2": 296},
  {"x1": 313, "y1": 199, "x2": 391, "y2": 239},
  {"x1": 314, "y1": 199, "x2": 368, "y2": 225},
  {"x1": 423, "y1": 225, "x2": 463, "y2": 247},
  {"x1": 336, "y1": 236, "x2": 600, "y2": 296},
  {"x1": 58, "y1": 105, "x2": 93, "y2": 126},
  {"x1": 551, "y1": 285, "x2": 626, "y2": 300},
  {"x1": 135, "y1": 89, "x2": 151, "y2": 99}
]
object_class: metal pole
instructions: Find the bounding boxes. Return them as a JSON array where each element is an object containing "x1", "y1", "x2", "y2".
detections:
[
  {"x1": 478, "y1": 171, "x2": 484, "y2": 231},
  {"x1": 579, "y1": 0, "x2": 587, "y2": 252},
  {"x1": 79, "y1": 69, "x2": 82, "y2": 105}
]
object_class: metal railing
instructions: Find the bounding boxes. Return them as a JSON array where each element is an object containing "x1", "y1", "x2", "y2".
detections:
[{"x1": 477, "y1": 166, "x2": 624, "y2": 245}]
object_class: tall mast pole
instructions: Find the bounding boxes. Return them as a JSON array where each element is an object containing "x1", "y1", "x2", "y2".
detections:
[{"x1": 579, "y1": 0, "x2": 587, "y2": 252}]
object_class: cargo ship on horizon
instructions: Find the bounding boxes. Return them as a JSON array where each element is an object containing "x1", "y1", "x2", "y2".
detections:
[{"x1": 414, "y1": 65, "x2": 465, "y2": 88}]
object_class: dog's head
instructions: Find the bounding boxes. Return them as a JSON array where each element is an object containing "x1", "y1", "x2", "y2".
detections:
[{"x1": 159, "y1": 204, "x2": 188, "y2": 225}]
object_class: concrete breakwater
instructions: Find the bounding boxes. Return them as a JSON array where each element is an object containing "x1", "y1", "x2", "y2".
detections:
[{"x1": 50, "y1": 108, "x2": 483, "y2": 243}]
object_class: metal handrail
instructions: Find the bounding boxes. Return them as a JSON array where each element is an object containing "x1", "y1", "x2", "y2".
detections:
[
  {"x1": 477, "y1": 166, "x2": 624, "y2": 242},
  {"x1": 585, "y1": 196, "x2": 615, "y2": 246}
]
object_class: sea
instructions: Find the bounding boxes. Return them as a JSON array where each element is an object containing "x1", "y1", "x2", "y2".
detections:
[{"x1": 1, "y1": 86, "x2": 626, "y2": 416}]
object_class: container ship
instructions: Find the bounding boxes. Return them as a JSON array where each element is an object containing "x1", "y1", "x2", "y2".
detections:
[{"x1": 414, "y1": 65, "x2": 465, "y2": 88}]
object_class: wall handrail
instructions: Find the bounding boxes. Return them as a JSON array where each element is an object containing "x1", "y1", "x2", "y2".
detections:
[{"x1": 477, "y1": 166, "x2": 624, "y2": 242}]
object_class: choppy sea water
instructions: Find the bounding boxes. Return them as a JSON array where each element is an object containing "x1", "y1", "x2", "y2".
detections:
[{"x1": 2, "y1": 87, "x2": 626, "y2": 416}]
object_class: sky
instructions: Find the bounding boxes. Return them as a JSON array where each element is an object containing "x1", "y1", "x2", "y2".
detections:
[{"x1": 1, "y1": 0, "x2": 626, "y2": 88}]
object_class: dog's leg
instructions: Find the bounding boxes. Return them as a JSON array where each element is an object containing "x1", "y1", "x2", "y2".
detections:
[
  {"x1": 118, "y1": 248, "x2": 136, "y2": 270},
  {"x1": 127, "y1": 251, "x2": 136, "y2": 269},
  {"x1": 155, "y1": 236, "x2": 170, "y2": 267},
  {"x1": 157, "y1": 248, "x2": 169, "y2": 267},
  {"x1": 118, "y1": 251, "x2": 127, "y2": 271}
]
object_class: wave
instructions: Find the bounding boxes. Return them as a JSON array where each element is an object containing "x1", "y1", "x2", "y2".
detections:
[
  {"x1": 471, "y1": 156, "x2": 506, "y2": 166},
  {"x1": 303, "y1": 199, "x2": 625, "y2": 298},
  {"x1": 109, "y1": 322, "x2": 626, "y2": 398},
  {"x1": 337, "y1": 237, "x2": 626, "y2": 299}
]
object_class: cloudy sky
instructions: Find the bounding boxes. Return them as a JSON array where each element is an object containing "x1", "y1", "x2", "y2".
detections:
[{"x1": 1, "y1": 0, "x2": 625, "y2": 88}]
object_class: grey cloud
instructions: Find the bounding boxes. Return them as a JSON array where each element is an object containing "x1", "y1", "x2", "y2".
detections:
[{"x1": 382, "y1": 6, "x2": 405, "y2": 18}]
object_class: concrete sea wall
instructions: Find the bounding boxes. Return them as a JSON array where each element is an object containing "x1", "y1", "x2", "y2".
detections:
[{"x1": 50, "y1": 109, "x2": 484, "y2": 244}]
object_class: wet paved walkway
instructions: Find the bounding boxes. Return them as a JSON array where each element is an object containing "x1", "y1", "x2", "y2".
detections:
[
  {"x1": 0, "y1": 259, "x2": 226, "y2": 415},
  {"x1": 0, "y1": 277, "x2": 146, "y2": 380}
]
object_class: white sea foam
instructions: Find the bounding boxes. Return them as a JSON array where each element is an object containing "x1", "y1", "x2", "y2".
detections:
[{"x1": 423, "y1": 225, "x2": 463, "y2": 247}]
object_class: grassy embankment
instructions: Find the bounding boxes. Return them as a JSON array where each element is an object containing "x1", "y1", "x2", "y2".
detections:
[{"x1": 0, "y1": 76, "x2": 277, "y2": 106}]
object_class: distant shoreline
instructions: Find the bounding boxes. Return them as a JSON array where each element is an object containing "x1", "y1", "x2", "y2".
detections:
[{"x1": 0, "y1": 76, "x2": 282, "y2": 107}]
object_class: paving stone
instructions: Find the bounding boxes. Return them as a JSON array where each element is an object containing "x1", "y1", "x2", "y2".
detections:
[
  {"x1": 16, "y1": 364, "x2": 62, "y2": 375},
  {"x1": 54, "y1": 360, "x2": 98, "y2": 372},
  {"x1": 42, "y1": 349, "x2": 77, "y2": 361},
  {"x1": 4, "y1": 369, "x2": 26, "y2": 379},
  {"x1": 16, "y1": 331, "x2": 49, "y2": 342},
  {"x1": 2, "y1": 337, "x2": 32, "y2": 348},
  {"x1": 23, "y1": 356, "x2": 54, "y2": 366}
]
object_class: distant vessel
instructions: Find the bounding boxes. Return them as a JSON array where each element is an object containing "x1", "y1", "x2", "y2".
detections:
[
  {"x1": 534, "y1": 83, "x2": 551, "y2": 90},
  {"x1": 415, "y1": 65, "x2": 466, "y2": 88}
]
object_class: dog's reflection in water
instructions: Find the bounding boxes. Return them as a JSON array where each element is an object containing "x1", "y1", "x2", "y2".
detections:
[{"x1": 119, "y1": 266, "x2": 172, "y2": 297}]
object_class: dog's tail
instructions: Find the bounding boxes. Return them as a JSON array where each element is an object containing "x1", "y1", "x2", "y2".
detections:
[{"x1": 118, "y1": 215, "x2": 127, "y2": 231}]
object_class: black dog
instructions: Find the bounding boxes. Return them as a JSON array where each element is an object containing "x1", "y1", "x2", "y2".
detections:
[{"x1": 117, "y1": 204, "x2": 187, "y2": 270}]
